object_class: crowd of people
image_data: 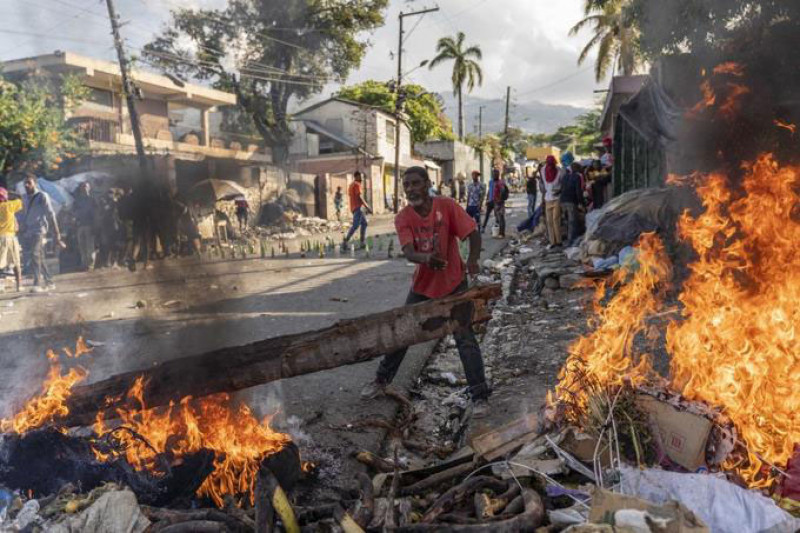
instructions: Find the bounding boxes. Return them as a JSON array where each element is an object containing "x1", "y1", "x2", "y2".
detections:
[
  {"x1": 0, "y1": 173, "x2": 207, "y2": 293},
  {"x1": 527, "y1": 149, "x2": 612, "y2": 249}
]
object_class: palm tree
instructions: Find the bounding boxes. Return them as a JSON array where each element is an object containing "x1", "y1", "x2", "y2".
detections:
[
  {"x1": 429, "y1": 32, "x2": 483, "y2": 140},
  {"x1": 571, "y1": 0, "x2": 640, "y2": 82}
]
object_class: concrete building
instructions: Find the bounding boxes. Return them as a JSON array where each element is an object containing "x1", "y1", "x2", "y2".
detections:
[
  {"x1": 1, "y1": 51, "x2": 273, "y2": 196},
  {"x1": 290, "y1": 97, "x2": 438, "y2": 214},
  {"x1": 414, "y1": 140, "x2": 491, "y2": 187}
]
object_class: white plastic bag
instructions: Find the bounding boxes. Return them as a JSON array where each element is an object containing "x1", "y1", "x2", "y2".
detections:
[{"x1": 619, "y1": 465, "x2": 800, "y2": 533}]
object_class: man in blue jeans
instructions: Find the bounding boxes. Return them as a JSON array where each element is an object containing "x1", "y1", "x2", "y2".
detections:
[
  {"x1": 342, "y1": 172, "x2": 372, "y2": 248},
  {"x1": 465, "y1": 170, "x2": 485, "y2": 227},
  {"x1": 19, "y1": 174, "x2": 65, "y2": 292}
]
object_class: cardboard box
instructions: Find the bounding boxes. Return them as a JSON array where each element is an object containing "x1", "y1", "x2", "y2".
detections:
[
  {"x1": 636, "y1": 394, "x2": 712, "y2": 471},
  {"x1": 589, "y1": 488, "x2": 709, "y2": 533}
]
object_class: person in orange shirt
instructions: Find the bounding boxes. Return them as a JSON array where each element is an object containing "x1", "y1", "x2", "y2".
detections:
[
  {"x1": 360, "y1": 166, "x2": 490, "y2": 416},
  {"x1": 342, "y1": 171, "x2": 372, "y2": 248},
  {"x1": 0, "y1": 187, "x2": 23, "y2": 292}
]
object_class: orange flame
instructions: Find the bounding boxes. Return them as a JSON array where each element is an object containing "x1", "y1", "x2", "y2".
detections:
[
  {"x1": 0, "y1": 338, "x2": 91, "y2": 433},
  {"x1": 552, "y1": 155, "x2": 800, "y2": 488},
  {"x1": 667, "y1": 155, "x2": 800, "y2": 487},
  {"x1": 713, "y1": 62, "x2": 745, "y2": 77},
  {"x1": 551, "y1": 233, "x2": 672, "y2": 417},
  {"x1": 93, "y1": 376, "x2": 291, "y2": 507}
]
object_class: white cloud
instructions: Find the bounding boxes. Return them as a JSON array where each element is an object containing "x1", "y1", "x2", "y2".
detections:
[{"x1": 0, "y1": 0, "x2": 603, "y2": 107}]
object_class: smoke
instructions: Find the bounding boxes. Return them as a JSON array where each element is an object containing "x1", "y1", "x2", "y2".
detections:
[{"x1": 635, "y1": 1, "x2": 800, "y2": 174}]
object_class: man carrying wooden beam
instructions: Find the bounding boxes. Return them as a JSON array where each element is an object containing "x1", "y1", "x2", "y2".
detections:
[{"x1": 360, "y1": 166, "x2": 491, "y2": 416}]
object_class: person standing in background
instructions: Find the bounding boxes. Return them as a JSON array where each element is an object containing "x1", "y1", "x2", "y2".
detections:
[
  {"x1": 526, "y1": 167, "x2": 538, "y2": 218},
  {"x1": 343, "y1": 171, "x2": 372, "y2": 248},
  {"x1": 234, "y1": 196, "x2": 249, "y2": 233},
  {"x1": 542, "y1": 155, "x2": 562, "y2": 248},
  {"x1": 465, "y1": 170, "x2": 485, "y2": 227},
  {"x1": 0, "y1": 187, "x2": 23, "y2": 291},
  {"x1": 481, "y1": 169, "x2": 497, "y2": 232},
  {"x1": 492, "y1": 170, "x2": 508, "y2": 239},
  {"x1": 72, "y1": 182, "x2": 97, "y2": 271},
  {"x1": 19, "y1": 174, "x2": 64, "y2": 291},
  {"x1": 560, "y1": 162, "x2": 585, "y2": 247},
  {"x1": 457, "y1": 172, "x2": 467, "y2": 204},
  {"x1": 333, "y1": 186, "x2": 344, "y2": 222}
]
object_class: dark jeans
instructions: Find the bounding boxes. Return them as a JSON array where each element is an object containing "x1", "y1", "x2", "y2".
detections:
[
  {"x1": 345, "y1": 208, "x2": 368, "y2": 243},
  {"x1": 527, "y1": 193, "x2": 537, "y2": 218},
  {"x1": 494, "y1": 203, "x2": 506, "y2": 237},
  {"x1": 466, "y1": 205, "x2": 481, "y2": 227},
  {"x1": 376, "y1": 280, "x2": 490, "y2": 400},
  {"x1": 21, "y1": 234, "x2": 51, "y2": 286},
  {"x1": 561, "y1": 202, "x2": 579, "y2": 245},
  {"x1": 482, "y1": 201, "x2": 495, "y2": 231}
]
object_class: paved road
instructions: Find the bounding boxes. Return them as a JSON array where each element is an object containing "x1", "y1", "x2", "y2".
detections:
[{"x1": 0, "y1": 196, "x2": 526, "y2": 494}]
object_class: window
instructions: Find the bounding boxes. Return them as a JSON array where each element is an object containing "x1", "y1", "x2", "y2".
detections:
[
  {"x1": 85, "y1": 87, "x2": 113, "y2": 108},
  {"x1": 324, "y1": 118, "x2": 344, "y2": 135},
  {"x1": 386, "y1": 119, "x2": 395, "y2": 145}
]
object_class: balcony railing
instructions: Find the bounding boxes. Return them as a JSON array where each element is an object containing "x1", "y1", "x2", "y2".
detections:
[{"x1": 69, "y1": 117, "x2": 119, "y2": 143}]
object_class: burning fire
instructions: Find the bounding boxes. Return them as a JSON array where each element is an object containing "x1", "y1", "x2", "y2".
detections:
[
  {"x1": 667, "y1": 155, "x2": 800, "y2": 486},
  {"x1": 551, "y1": 156, "x2": 799, "y2": 487},
  {"x1": 0, "y1": 338, "x2": 91, "y2": 434},
  {"x1": 689, "y1": 62, "x2": 750, "y2": 120},
  {"x1": 550, "y1": 232, "x2": 672, "y2": 418},
  {"x1": 93, "y1": 377, "x2": 291, "y2": 507},
  {"x1": 1, "y1": 339, "x2": 291, "y2": 507}
]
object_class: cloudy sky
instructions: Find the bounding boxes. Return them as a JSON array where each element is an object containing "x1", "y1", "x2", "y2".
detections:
[{"x1": 0, "y1": 0, "x2": 603, "y2": 110}]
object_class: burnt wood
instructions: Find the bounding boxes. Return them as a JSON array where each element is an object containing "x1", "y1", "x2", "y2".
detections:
[{"x1": 59, "y1": 284, "x2": 501, "y2": 428}]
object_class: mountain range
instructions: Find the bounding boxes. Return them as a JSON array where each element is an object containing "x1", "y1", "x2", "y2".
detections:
[{"x1": 437, "y1": 93, "x2": 589, "y2": 136}]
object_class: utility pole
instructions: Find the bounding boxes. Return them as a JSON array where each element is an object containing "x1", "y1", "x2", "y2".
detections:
[
  {"x1": 478, "y1": 105, "x2": 485, "y2": 179},
  {"x1": 392, "y1": 6, "x2": 439, "y2": 213},
  {"x1": 105, "y1": 0, "x2": 148, "y2": 177},
  {"x1": 503, "y1": 86, "x2": 511, "y2": 141}
]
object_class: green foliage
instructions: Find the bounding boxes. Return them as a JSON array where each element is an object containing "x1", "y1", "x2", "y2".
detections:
[
  {"x1": 626, "y1": 0, "x2": 800, "y2": 59},
  {"x1": 144, "y1": 0, "x2": 389, "y2": 162},
  {"x1": 336, "y1": 80, "x2": 455, "y2": 143},
  {"x1": 547, "y1": 109, "x2": 603, "y2": 156},
  {"x1": 0, "y1": 72, "x2": 87, "y2": 176},
  {"x1": 571, "y1": 0, "x2": 642, "y2": 81},
  {"x1": 428, "y1": 32, "x2": 483, "y2": 139}
]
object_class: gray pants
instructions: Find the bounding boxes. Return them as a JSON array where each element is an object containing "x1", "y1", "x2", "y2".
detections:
[
  {"x1": 561, "y1": 202, "x2": 579, "y2": 245},
  {"x1": 21, "y1": 234, "x2": 51, "y2": 287},
  {"x1": 376, "y1": 279, "x2": 490, "y2": 400}
]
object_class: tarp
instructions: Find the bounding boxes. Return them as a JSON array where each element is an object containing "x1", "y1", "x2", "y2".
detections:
[{"x1": 582, "y1": 185, "x2": 702, "y2": 257}]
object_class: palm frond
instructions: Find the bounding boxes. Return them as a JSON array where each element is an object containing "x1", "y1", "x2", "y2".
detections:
[
  {"x1": 569, "y1": 14, "x2": 604, "y2": 36},
  {"x1": 462, "y1": 45, "x2": 482, "y2": 60},
  {"x1": 594, "y1": 32, "x2": 615, "y2": 82},
  {"x1": 578, "y1": 30, "x2": 605, "y2": 65}
]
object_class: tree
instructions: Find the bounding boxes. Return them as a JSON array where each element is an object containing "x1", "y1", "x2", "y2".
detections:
[
  {"x1": 548, "y1": 109, "x2": 603, "y2": 156},
  {"x1": 570, "y1": 0, "x2": 642, "y2": 82},
  {"x1": 626, "y1": 0, "x2": 800, "y2": 59},
  {"x1": 0, "y1": 72, "x2": 87, "y2": 178},
  {"x1": 143, "y1": 0, "x2": 389, "y2": 164},
  {"x1": 336, "y1": 80, "x2": 454, "y2": 144},
  {"x1": 428, "y1": 32, "x2": 483, "y2": 140}
]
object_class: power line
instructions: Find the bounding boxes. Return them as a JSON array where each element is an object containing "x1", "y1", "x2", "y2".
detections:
[{"x1": 514, "y1": 66, "x2": 593, "y2": 98}]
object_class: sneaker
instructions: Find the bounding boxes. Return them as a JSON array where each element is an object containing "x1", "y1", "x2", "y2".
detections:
[
  {"x1": 471, "y1": 398, "x2": 490, "y2": 419},
  {"x1": 30, "y1": 285, "x2": 45, "y2": 293},
  {"x1": 45, "y1": 283, "x2": 56, "y2": 291}
]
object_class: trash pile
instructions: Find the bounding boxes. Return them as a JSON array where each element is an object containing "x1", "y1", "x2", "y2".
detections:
[
  {"x1": 254, "y1": 213, "x2": 345, "y2": 241},
  {"x1": 344, "y1": 229, "x2": 799, "y2": 532}
]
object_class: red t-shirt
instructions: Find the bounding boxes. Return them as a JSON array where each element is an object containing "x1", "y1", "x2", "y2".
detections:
[
  {"x1": 395, "y1": 197, "x2": 477, "y2": 298},
  {"x1": 348, "y1": 181, "x2": 363, "y2": 212}
]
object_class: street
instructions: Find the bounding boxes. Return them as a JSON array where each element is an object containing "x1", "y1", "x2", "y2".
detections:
[{"x1": 0, "y1": 197, "x2": 525, "y2": 493}]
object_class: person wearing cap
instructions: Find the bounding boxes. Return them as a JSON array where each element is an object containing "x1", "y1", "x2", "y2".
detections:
[{"x1": 0, "y1": 186, "x2": 23, "y2": 291}]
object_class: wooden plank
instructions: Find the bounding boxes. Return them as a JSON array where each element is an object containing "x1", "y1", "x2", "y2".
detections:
[
  {"x1": 59, "y1": 284, "x2": 502, "y2": 428},
  {"x1": 470, "y1": 414, "x2": 538, "y2": 461}
]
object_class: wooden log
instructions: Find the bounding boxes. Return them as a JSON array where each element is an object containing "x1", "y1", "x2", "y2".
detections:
[{"x1": 60, "y1": 284, "x2": 501, "y2": 427}]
